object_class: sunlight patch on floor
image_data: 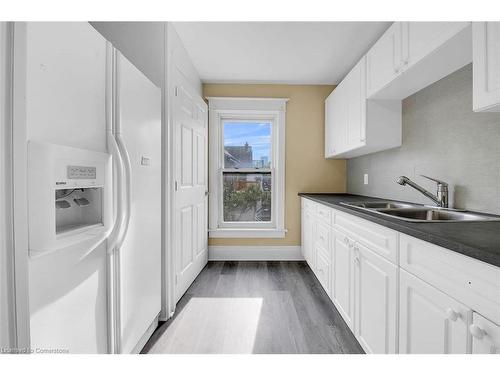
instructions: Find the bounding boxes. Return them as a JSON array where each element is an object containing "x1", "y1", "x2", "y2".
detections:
[{"x1": 150, "y1": 297, "x2": 263, "y2": 354}]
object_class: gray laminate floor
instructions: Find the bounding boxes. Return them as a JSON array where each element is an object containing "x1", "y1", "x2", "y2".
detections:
[{"x1": 142, "y1": 261, "x2": 363, "y2": 354}]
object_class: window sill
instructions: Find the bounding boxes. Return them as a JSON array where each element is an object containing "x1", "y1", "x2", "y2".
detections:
[{"x1": 209, "y1": 228, "x2": 287, "y2": 239}]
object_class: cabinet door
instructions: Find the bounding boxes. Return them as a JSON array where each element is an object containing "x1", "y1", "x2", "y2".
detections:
[
  {"x1": 366, "y1": 23, "x2": 402, "y2": 98},
  {"x1": 473, "y1": 22, "x2": 500, "y2": 112},
  {"x1": 354, "y1": 242, "x2": 398, "y2": 354},
  {"x1": 331, "y1": 84, "x2": 348, "y2": 156},
  {"x1": 470, "y1": 313, "x2": 500, "y2": 354},
  {"x1": 332, "y1": 230, "x2": 355, "y2": 329},
  {"x1": 402, "y1": 22, "x2": 469, "y2": 69},
  {"x1": 346, "y1": 57, "x2": 366, "y2": 151},
  {"x1": 324, "y1": 93, "x2": 335, "y2": 157},
  {"x1": 315, "y1": 248, "x2": 331, "y2": 297},
  {"x1": 302, "y1": 208, "x2": 315, "y2": 269},
  {"x1": 400, "y1": 270, "x2": 470, "y2": 354}
]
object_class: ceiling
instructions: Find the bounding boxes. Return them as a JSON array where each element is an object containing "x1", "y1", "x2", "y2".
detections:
[{"x1": 173, "y1": 22, "x2": 391, "y2": 85}]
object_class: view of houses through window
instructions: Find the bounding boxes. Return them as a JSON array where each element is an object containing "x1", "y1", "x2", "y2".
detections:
[{"x1": 223, "y1": 121, "x2": 272, "y2": 222}]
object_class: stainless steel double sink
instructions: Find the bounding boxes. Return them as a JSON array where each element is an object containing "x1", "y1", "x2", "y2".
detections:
[{"x1": 340, "y1": 201, "x2": 500, "y2": 222}]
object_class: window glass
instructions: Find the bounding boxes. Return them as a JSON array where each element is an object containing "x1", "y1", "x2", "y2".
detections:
[
  {"x1": 223, "y1": 172, "x2": 272, "y2": 222},
  {"x1": 223, "y1": 122, "x2": 271, "y2": 169}
]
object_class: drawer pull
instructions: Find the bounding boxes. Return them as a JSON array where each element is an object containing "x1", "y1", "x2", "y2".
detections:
[
  {"x1": 445, "y1": 308, "x2": 460, "y2": 322},
  {"x1": 469, "y1": 324, "x2": 486, "y2": 340}
]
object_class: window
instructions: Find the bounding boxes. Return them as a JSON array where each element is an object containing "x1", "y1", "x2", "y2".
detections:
[{"x1": 208, "y1": 97, "x2": 287, "y2": 238}]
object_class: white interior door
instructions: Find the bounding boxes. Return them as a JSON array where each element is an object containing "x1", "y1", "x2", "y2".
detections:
[
  {"x1": 117, "y1": 52, "x2": 162, "y2": 353},
  {"x1": 173, "y1": 70, "x2": 208, "y2": 302}
]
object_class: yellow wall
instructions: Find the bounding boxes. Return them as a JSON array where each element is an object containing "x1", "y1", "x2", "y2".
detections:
[{"x1": 203, "y1": 84, "x2": 346, "y2": 246}]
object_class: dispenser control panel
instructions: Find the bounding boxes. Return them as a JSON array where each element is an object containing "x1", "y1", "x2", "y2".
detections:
[{"x1": 67, "y1": 165, "x2": 96, "y2": 179}]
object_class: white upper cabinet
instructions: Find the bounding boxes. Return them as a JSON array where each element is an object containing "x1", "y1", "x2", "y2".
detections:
[
  {"x1": 366, "y1": 23, "x2": 402, "y2": 98},
  {"x1": 367, "y1": 22, "x2": 471, "y2": 99},
  {"x1": 325, "y1": 57, "x2": 401, "y2": 159},
  {"x1": 325, "y1": 21, "x2": 472, "y2": 159},
  {"x1": 473, "y1": 22, "x2": 500, "y2": 112}
]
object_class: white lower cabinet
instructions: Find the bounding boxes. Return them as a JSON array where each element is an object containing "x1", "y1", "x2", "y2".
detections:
[
  {"x1": 331, "y1": 230, "x2": 355, "y2": 330},
  {"x1": 300, "y1": 197, "x2": 500, "y2": 354},
  {"x1": 399, "y1": 269, "x2": 470, "y2": 354},
  {"x1": 354, "y1": 242, "x2": 398, "y2": 354},
  {"x1": 470, "y1": 313, "x2": 500, "y2": 354}
]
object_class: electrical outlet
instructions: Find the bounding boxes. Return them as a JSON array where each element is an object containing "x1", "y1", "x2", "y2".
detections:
[{"x1": 364, "y1": 173, "x2": 369, "y2": 185}]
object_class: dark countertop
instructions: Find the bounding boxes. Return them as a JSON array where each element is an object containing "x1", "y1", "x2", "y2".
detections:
[{"x1": 298, "y1": 193, "x2": 500, "y2": 268}]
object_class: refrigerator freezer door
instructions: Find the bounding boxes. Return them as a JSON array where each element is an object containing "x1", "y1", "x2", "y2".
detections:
[{"x1": 115, "y1": 52, "x2": 162, "y2": 353}]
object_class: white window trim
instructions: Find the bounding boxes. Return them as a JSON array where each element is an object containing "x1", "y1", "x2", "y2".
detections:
[{"x1": 207, "y1": 97, "x2": 288, "y2": 238}]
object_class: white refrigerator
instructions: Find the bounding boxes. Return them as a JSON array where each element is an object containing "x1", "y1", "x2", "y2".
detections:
[{"x1": 23, "y1": 22, "x2": 161, "y2": 353}]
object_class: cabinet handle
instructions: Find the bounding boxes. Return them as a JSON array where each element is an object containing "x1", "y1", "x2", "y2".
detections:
[
  {"x1": 343, "y1": 237, "x2": 350, "y2": 246},
  {"x1": 469, "y1": 324, "x2": 487, "y2": 340},
  {"x1": 355, "y1": 256, "x2": 360, "y2": 266},
  {"x1": 445, "y1": 308, "x2": 460, "y2": 322}
]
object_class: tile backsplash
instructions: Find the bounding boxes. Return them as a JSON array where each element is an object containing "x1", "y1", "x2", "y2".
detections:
[{"x1": 347, "y1": 64, "x2": 500, "y2": 214}]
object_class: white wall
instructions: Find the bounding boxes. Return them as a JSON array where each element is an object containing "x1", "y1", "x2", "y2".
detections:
[
  {"x1": 90, "y1": 22, "x2": 202, "y2": 95},
  {"x1": 90, "y1": 22, "x2": 164, "y2": 88},
  {"x1": 166, "y1": 23, "x2": 202, "y2": 95}
]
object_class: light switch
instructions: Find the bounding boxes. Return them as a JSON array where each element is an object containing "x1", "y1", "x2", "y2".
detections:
[{"x1": 364, "y1": 173, "x2": 369, "y2": 185}]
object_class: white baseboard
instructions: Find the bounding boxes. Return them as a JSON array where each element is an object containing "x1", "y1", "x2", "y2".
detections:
[{"x1": 208, "y1": 245, "x2": 304, "y2": 261}]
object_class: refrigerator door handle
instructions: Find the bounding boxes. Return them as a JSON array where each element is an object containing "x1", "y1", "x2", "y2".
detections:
[
  {"x1": 114, "y1": 132, "x2": 132, "y2": 250},
  {"x1": 106, "y1": 131, "x2": 126, "y2": 253}
]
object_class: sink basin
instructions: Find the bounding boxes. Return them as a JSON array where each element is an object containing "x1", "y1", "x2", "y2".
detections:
[
  {"x1": 340, "y1": 201, "x2": 500, "y2": 222},
  {"x1": 341, "y1": 201, "x2": 416, "y2": 209},
  {"x1": 376, "y1": 208, "x2": 500, "y2": 222}
]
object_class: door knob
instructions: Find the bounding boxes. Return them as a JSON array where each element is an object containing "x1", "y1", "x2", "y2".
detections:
[
  {"x1": 469, "y1": 324, "x2": 486, "y2": 340},
  {"x1": 445, "y1": 308, "x2": 460, "y2": 322}
]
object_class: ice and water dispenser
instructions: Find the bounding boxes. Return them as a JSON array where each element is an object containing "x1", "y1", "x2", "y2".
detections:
[{"x1": 28, "y1": 141, "x2": 112, "y2": 256}]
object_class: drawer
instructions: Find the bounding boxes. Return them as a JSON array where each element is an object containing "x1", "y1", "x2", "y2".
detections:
[
  {"x1": 334, "y1": 210, "x2": 398, "y2": 264},
  {"x1": 316, "y1": 204, "x2": 333, "y2": 226},
  {"x1": 302, "y1": 198, "x2": 316, "y2": 212},
  {"x1": 314, "y1": 222, "x2": 330, "y2": 252},
  {"x1": 400, "y1": 234, "x2": 500, "y2": 324},
  {"x1": 315, "y1": 248, "x2": 331, "y2": 296}
]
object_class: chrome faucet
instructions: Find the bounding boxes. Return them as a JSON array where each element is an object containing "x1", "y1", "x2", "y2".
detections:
[{"x1": 396, "y1": 175, "x2": 449, "y2": 208}]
